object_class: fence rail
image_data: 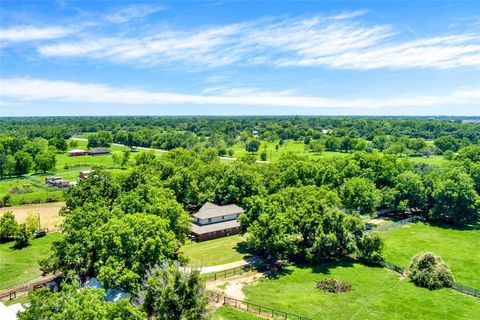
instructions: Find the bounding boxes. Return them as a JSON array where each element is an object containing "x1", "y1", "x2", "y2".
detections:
[
  {"x1": 202, "y1": 265, "x2": 251, "y2": 282},
  {"x1": 367, "y1": 216, "x2": 421, "y2": 233},
  {"x1": 215, "y1": 294, "x2": 311, "y2": 320},
  {"x1": 370, "y1": 259, "x2": 480, "y2": 299},
  {"x1": 0, "y1": 274, "x2": 61, "y2": 300},
  {"x1": 452, "y1": 283, "x2": 480, "y2": 298}
]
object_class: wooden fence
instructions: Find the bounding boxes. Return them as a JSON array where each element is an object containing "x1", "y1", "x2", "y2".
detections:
[
  {"x1": 202, "y1": 265, "x2": 251, "y2": 282},
  {"x1": 0, "y1": 274, "x2": 61, "y2": 300}
]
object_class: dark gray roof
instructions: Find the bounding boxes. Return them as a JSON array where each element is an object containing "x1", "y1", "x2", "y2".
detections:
[
  {"x1": 191, "y1": 219, "x2": 240, "y2": 235},
  {"x1": 193, "y1": 202, "x2": 244, "y2": 219},
  {"x1": 88, "y1": 147, "x2": 111, "y2": 154}
]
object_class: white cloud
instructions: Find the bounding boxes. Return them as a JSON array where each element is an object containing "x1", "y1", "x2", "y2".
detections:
[
  {"x1": 34, "y1": 12, "x2": 480, "y2": 70},
  {"x1": 0, "y1": 26, "x2": 72, "y2": 42},
  {"x1": 106, "y1": 5, "x2": 165, "y2": 23},
  {"x1": 1, "y1": 78, "x2": 479, "y2": 110}
]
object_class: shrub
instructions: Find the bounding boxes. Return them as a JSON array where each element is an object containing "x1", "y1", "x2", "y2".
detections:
[
  {"x1": 358, "y1": 232, "x2": 384, "y2": 264},
  {"x1": 46, "y1": 195, "x2": 58, "y2": 203},
  {"x1": 407, "y1": 252, "x2": 453, "y2": 290},
  {"x1": 14, "y1": 224, "x2": 30, "y2": 249},
  {"x1": 316, "y1": 278, "x2": 352, "y2": 293}
]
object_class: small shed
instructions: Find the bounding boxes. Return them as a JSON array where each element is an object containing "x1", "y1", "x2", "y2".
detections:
[
  {"x1": 68, "y1": 149, "x2": 87, "y2": 157},
  {"x1": 54, "y1": 180, "x2": 70, "y2": 189},
  {"x1": 45, "y1": 176, "x2": 62, "y2": 186},
  {"x1": 88, "y1": 147, "x2": 111, "y2": 156},
  {"x1": 79, "y1": 170, "x2": 91, "y2": 179}
]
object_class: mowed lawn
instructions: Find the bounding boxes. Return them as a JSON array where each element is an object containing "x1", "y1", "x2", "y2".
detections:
[
  {"x1": 0, "y1": 232, "x2": 63, "y2": 290},
  {"x1": 181, "y1": 235, "x2": 250, "y2": 267},
  {"x1": 380, "y1": 222, "x2": 480, "y2": 288},
  {"x1": 242, "y1": 263, "x2": 480, "y2": 320},
  {"x1": 213, "y1": 307, "x2": 262, "y2": 320}
]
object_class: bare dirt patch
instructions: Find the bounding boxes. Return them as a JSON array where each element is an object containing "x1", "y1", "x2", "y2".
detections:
[
  {"x1": 1, "y1": 202, "x2": 65, "y2": 231},
  {"x1": 207, "y1": 273, "x2": 263, "y2": 302}
]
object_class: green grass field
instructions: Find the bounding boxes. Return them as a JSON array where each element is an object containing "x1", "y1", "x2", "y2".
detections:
[
  {"x1": 0, "y1": 232, "x2": 63, "y2": 290},
  {"x1": 231, "y1": 140, "x2": 346, "y2": 162},
  {"x1": 0, "y1": 178, "x2": 64, "y2": 206},
  {"x1": 380, "y1": 222, "x2": 480, "y2": 288},
  {"x1": 242, "y1": 262, "x2": 480, "y2": 320},
  {"x1": 213, "y1": 307, "x2": 262, "y2": 320},
  {"x1": 181, "y1": 235, "x2": 250, "y2": 267}
]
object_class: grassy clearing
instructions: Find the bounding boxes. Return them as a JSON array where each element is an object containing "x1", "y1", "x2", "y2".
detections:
[
  {"x1": 380, "y1": 222, "x2": 480, "y2": 288},
  {"x1": 181, "y1": 235, "x2": 250, "y2": 267},
  {"x1": 0, "y1": 232, "x2": 63, "y2": 290},
  {"x1": 408, "y1": 155, "x2": 448, "y2": 166},
  {"x1": 242, "y1": 262, "x2": 480, "y2": 320},
  {"x1": 0, "y1": 178, "x2": 63, "y2": 206},
  {"x1": 213, "y1": 307, "x2": 262, "y2": 320},
  {"x1": 231, "y1": 140, "x2": 346, "y2": 162}
]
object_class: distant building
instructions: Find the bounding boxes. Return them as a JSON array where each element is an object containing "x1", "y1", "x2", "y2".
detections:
[
  {"x1": 462, "y1": 119, "x2": 480, "y2": 124},
  {"x1": 190, "y1": 202, "x2": 244, "y2": 241},
  {"x1": 54, "y1": 180, "x2": 70, "y2": 189},
  {"x1": 79, "y1": 170, "x2": 91, "y2": 179},
  {"x1": 45, "y1": 176, "x2": 62, "y2": 186},
  {"x1": 88, "y1": 147, "x2": 111, "y2": 156},
  {"x1": 68, "y1": 149, "x2": 87, "y2": 157}
]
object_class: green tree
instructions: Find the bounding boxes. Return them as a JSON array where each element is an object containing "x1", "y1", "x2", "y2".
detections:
[
  {"x1": 395, "y1": 171, "x2": 426, "y2": 211},
  {"x1": 429, "y1": 169, "x2": 480, "y2": 226},
  {"x1": 434, "y1": 136, "x2": 461, "y2": 153},
  {"x1": 144, "y1": 263, "x2": 210, "y2": 320},
  {"x1": 1, "y1": 154, "x2": 16, "y2": 177},
  {"x1": 260, "y1": 150, "x2": 267, "y2": 161},
  {"x1": 325, "y1": 136, "x2": 340, "y2": 151},
  {"x1": 358, "y1": 232, "x2": 384, "y2": 263},
  {"x1": 245, "y1": 139, "x2": 260, "y2": 153},
  {"x1": 25, "y1": 212, "x2": 40, "y2": 233},
  {"x1": 14, "y1": 151, "x2": 33, "y2": 175},
  {"x1": 34, "y1": 148, "x2": 56, "y2": 172},
  {"x1": 14, "y1": 223, "x2": 30, "y2": 248},
  {"x1": 19, "y1": 280, "x2": 145, "y2": 320},
  {"x1": 0, "y1": 211, "x2": 18, "y2": 241},
  {"x1": 341, "y1": 177, "x2": 379, "y2": 215}
]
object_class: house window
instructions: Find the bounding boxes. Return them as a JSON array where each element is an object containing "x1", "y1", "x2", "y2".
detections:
[
  {"x1": 208, "y1": 218, "x2": 212, "y2": 223},
  {"x1": 222, "y1": 216, "x2": 225, "y2": 220}
]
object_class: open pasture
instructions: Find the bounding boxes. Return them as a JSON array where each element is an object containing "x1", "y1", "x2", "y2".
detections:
[
  {"x1": 380, "y1": 222, "x2": 480, "y2": 288},
  {"x1": 242, "y1": 262, "x2": 480, "y2": 320}
]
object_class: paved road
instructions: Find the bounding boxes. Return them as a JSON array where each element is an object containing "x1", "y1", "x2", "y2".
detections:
[{"x1": 70, "y1": 137, "x2": 270, "y2": 163}]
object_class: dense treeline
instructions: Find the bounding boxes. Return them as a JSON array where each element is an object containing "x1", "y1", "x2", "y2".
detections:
[
  {"x1": 1, "y1": 116, "x2": 479, "y2": 149},
  {"x1": 0, "y1": 135, "x2": 59, "y2": 177}
]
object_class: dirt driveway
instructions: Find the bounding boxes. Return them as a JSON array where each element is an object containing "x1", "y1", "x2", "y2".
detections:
[{"x1": 1, "y1": 202, "x2": 65, "y2": 231}]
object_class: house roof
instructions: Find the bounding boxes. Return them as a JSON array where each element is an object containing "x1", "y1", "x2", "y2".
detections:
[
  {"x1": 69, "y1": 149, "x2": 86, "y2": 153},
  {"x1": 191, "y1": 219, "x2": 240, "y2": 235},
  {"x1": 193, "y1": 202, "x2": 244, "y2": 219},
  {"x1": 88, "y1": 147, "x2": 111, "y2": 154}
]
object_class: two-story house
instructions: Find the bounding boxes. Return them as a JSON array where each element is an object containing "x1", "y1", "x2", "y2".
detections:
[{"x1": 190, "y1": 202, "x2": 244, "y2": 241}]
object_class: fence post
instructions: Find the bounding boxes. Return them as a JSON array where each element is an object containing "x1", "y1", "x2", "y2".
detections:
[
  {"x1": 259, "y1": 306, "x2": 262, "y2": 315},
  {"x1": 225, "y1": 270, "x2": 227, "y2": 278}
]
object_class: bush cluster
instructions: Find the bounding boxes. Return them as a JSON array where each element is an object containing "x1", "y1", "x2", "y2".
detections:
[
  {"x1": 407, "y1": 252, "x2": 453, "y2": 290},
  {"x1": 316, "y1": 278, "x2": 352, "y2": 293}
]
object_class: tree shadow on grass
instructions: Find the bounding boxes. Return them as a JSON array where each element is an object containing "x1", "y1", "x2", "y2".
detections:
[{"x1": 424, "y1": 220, "x2": 480, "y2": 231}]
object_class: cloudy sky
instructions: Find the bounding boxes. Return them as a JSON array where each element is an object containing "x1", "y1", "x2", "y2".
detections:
[{"x1": 0, "y1": 1, "x2": 479, "y2": 116}]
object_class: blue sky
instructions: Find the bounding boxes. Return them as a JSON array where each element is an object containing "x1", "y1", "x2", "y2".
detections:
[{"x1": 0, "y1": 1, "x2": 479, "y2": 116}]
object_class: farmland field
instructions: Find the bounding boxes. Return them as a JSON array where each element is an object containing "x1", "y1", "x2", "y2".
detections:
[
  {"x1": 380, "y1": 222, "x2": 480, "y2": 288},
  {"x1": 0, "y1": 202, "x2": 65, "y2": 231},
  {"x1": 242, "y1": 262, "x2": 480, "y2": 320},
  {"x1": 181, "y1": 235, "x2": 250, "y2": 267},
  {"x1": 0, "y1": 232, "x2": 63, "y2": 290}
]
